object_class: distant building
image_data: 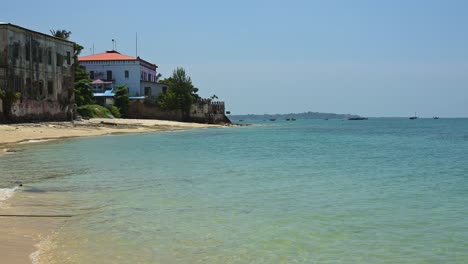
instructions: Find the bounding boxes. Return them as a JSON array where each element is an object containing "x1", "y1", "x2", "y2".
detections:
[
  {"x1": 78, "y1": 50, "x2": 167, "y2": 98},
  {"x1": 0, "y1": 23, "x2": 75, "y2": 123}
]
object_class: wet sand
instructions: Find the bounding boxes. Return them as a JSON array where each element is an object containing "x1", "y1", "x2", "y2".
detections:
[{"x1": 0, "y1": 189, "x2": 66, "y2": 264}]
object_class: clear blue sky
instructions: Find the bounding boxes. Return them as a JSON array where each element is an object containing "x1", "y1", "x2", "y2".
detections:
[{"x1": 3, "y1": 0, "x2": 468, "y2": 117}]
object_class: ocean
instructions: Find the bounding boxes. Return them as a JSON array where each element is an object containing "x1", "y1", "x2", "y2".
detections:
[{"x1": 1, "y1": 118, "x2": 467, "y2": 263}]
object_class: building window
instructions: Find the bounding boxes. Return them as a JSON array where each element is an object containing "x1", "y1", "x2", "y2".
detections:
[
  {"x1": 148, "y1": 74, "x2": 152, "y2": 82},
  {"x1": 66, "y1": 52, "x2": 71, "y2": 65},
  {"x1": 32, "y1": 81, "x2": 38, "y2": 96},
  {"x1": 13, "y1": 43, "x2": 19, "y2": 58},
  {"x1": 25, "y1": 43, "x2": 30, "y2": 61},
  {"x1": 38, "y1": 48, "x2": 43, "y2": 63},
  {"x1": 106, "y1": 70, "x2": 112, "y2": 81},
  {"x1": 56, "y1": 53, "x2": 63, "y2": 66},
  {"x1": 47, "y1": 50, "x2": 52, "y2": 65},
  {"x1": 90, "y1": 71, "x2": 95, "y2": 80},
  {"x1": 14, "y1": 76, "x2": 23, "y2": 93},
  {"x1": 162, "y1": 86, "x2": 168, "y2": 93},
  {"x1": 125, "y1": 70, "x2": 129, "y2": 78},
  {"x1": 25, "y1": 78, "x2": 32, "y2": 97},
  {"x1": 38, "y1": 81, "x2": 44, "y2": 96},
  {"x1": 48, "y1": 81, "x2": 54, "y2": 95},
  {"x1": 144, "y1": 87, "x2": 151, "y2": 96},
  {"x1": 32, "y1": 46, "x2": 37, "y2": 62}
]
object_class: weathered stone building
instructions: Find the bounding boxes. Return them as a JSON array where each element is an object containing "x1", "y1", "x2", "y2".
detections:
[{"x1": 0, "y1": 23, "x2": 75, "y2": 123}]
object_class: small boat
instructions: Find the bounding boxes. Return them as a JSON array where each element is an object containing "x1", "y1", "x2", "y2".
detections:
[
  {"x1": 269, "y1": 118, "x2": 276, "y2": 121},
  {"x1": 409, "y1": 112, "x2": 418, "y2": 120},
  {"x1": 348, "y1": 117, "x2": 368, "y2": 120},
  {"x1": 286, "y1": 118, "x2": 290, "y2": 121},
  {"x1": 291, "y1": 118, "x2": 296, "y2": 121},
  {"x1": 238, "y1": 119, "x2": 244, "y2": 122},
  {"x1": 433, "y1": 116, "x2": 439, "y2": 119}
]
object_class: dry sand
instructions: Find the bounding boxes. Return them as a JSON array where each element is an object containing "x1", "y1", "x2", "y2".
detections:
[
  {"x1": 0, "y1": 118, "x2": 221, "y2": 152},
  {"x1": 0, "y1": 118, "x2": 223, "y2": 263}
]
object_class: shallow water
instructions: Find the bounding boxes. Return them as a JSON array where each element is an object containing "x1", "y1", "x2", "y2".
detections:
[{"x1": 1, "y1": 119, "x2": 468, "y2": 263}]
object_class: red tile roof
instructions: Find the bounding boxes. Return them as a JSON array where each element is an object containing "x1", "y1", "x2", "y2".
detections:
[{"x1": 79, "y1": 50, "x2": 137, "y2": 61}]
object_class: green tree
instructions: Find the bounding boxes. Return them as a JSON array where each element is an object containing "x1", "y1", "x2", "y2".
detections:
[
  {"x1": 51, "y1": 29, "x2": 94, "y2": 106},
  {"x1": 155, "y1": 73, "x2": 162, "y2": 82},
  {"x1": 0, "y1": 89, "x2": 21, "y2": 121},
  {"x1": 50, "y1": 29, "x2": 71, "y2": 40},
  {"x1": 114, "y1": 85, "x2": 129, "y2": 118},
  {"x1": 74, "y1": 65, "x2": 93, "y2": 106},
  {"x1": 157, "y1": 67, "x2": 199, "y2": 119}
]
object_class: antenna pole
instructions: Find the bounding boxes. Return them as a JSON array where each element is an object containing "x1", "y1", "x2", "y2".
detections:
[{"x1": 136, "y1": 32, "x2": 138, "y2": 57}]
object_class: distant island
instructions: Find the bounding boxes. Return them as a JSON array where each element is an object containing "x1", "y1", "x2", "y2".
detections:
[{"x1": 230, "y1": 111, "x2": 361, "y2": 120}]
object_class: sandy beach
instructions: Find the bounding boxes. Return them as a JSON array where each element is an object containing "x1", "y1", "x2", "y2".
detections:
[
  {"x1": 0, "y1": 118, "x2": 220, "y2": 152},
  {"x1": 0, "y1": 118, "x2": 222, "y2": 264}
]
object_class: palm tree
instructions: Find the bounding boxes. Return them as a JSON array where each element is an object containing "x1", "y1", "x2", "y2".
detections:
[{"x1": 50, "y1": 29, "x2": 71, "y2": 40}]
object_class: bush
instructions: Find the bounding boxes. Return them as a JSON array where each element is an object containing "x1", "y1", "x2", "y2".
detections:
[
  {"x1": 106, "y1": 105, "x2": 121, "y2": 118},
  {"x1": 77, "y1": 104, "x2": 111, "y2": 118}
]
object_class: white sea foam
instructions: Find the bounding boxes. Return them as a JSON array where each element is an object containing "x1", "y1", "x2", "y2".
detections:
[
  {"x1": 30, "y1": 226, "x2": 64, "y2": 264},
  {"x1": 0, "y1": 186, "x2": 18, "y2": 206},
  {"x1": 30, "y1": 232, "x2": 55, "y2": 264},
  {"x1": 19, "y1": 139, "x2": 53, "y2": 144}
]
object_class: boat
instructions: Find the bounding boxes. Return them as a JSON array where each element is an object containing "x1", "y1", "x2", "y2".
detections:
[
  {"x1": 291, "y1": 118, "x2": 296, "y2": 121},
  {"x1": 269, "y1": 118, "x2": 276, "y2": 121},
  {"x1": 286, "y1": 118, "x2": 290, "y2": 121},
  {"x1": 348, "y1": 117, "x2": 368, "y2": 120},
  {"x1": 409, "y1": 112, "x2": 418, "y2": 120},
  {"x1": 433, "y1": 116, "x2": 439, "y2": 119}
]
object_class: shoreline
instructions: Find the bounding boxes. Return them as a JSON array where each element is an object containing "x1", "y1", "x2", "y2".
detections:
[
  {"x1": 0, "y1": 118, "x2": 224, "y2": 264},
  {"x1": 0, "y1": 118, "x2": 224, "y2": 154}
]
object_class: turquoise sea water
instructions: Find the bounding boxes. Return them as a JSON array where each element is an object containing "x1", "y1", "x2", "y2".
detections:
[{"x1": 1, "y1": 118, "x2": 468, "y2": 263}]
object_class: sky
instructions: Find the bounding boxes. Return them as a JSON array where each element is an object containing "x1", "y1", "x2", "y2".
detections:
[{"x1": 3, "y1": 0, "x2": 468, "y2": 117}]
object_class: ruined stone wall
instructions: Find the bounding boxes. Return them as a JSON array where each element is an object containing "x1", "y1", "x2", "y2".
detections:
[
  {"x1": 0, "y1": 24, "x2": 75, "y2": 123},
  {"x1": 128, "y1": 99, "x2": 231, "y2": 124},
  {"x1": 128, "y1": 100, "x2": 183, "y2": 121},
  {"x1": 190, "y1": 99, "x2": 231, "y2": 124}
]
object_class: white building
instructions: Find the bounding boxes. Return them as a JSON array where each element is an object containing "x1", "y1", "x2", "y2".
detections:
[{"x1": 78, "y1": 50, "x2": 166, "y2": 97}]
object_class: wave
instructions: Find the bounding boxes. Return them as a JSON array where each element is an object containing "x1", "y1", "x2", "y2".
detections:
[
  {"x1": 0, "y1": 186, "x2": 18, "y2": 206},
  {"x1": 30, "y1": 230, "x2": 58, "y2": 264}
]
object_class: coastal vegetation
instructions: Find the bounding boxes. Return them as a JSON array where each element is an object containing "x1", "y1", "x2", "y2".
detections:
[
  {"x1": 113, "y1": 85, "x2": 129, "y2": 118},
  {"x1": 0, "y1": 89, "x2": 21, "y2": 121},
  {"x1": 77, "y1": 104, "x2": 111, "y2": 118},
  {"x1": 74, "y1": 65, "x2": 94, "y2": 106},
  {"x1": 156, "y1": 67, "x2": 199, "y2": 119},
  {"x1": 107, "y1": 105, "x2": 121, "y2": 118}
]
